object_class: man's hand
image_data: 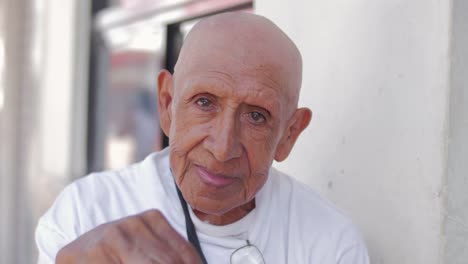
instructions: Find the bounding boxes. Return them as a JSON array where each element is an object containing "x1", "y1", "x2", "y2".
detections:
[{"x1": 56, "y1": 210, "x2": 202, "y2": 264}]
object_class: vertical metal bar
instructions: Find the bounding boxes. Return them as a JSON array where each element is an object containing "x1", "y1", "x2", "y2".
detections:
[{"x1": 0, "y1": 0, "x2": 41, "y2": 262}]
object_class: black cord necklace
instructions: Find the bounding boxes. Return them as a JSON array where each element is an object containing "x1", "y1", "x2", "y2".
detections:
[{"x1": 176, "y1": 185, "x2": 208, "y2": 264}]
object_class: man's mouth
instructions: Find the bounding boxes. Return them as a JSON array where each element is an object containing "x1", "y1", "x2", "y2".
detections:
[{"x1": 195, "y1": 165, "x2": 237, "y2": 187}]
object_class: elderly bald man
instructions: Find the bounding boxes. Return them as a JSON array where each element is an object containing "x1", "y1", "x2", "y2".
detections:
[{"x1": 36, "y1": 12, "x2": 369, "y2": 264}]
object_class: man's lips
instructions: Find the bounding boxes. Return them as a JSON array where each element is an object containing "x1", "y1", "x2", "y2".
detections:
[{"x1": 195, "y1": 165, "x2": 237, "y2": 187}]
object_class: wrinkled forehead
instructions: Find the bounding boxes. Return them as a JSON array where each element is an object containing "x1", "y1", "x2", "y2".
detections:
[
  {"x1": 180, "y1": 29, "x2": 288, "y2": 69},
  {"x1": 178, "y1": 50, "x2": 287, "y2": 90}
]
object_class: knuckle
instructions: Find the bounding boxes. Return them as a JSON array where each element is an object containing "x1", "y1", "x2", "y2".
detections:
[
  {"x1": 142, "y1": 209, "x2": 164, "y2": 220},
  {"x1": 123, "y1": 216, "x2": 146, "y2": 233},
  {"x1": 86, "y1": 241, "x2": 106, "y2": 258},
  {"x1": 99, "y1": 223, "x2": 135, "y2": 256},
  {"x1": 140, "y1": 209, "x2": 172, "y2": 233},
  {"x1": 98, "y1": 223, "x2": 129, "y2": 249},
  {"x1": 101, "y1": 223, "x2": 122, "y2": 238}
]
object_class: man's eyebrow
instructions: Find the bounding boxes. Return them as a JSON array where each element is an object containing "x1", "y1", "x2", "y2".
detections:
[
  {"x1": 246, "y1": 104, "x2": 272, "y2": 117},
  {"x1": 244, "y1": 93, "x2": 279, "y2": 117},
  {"x1": 184, "y1": 91, "x2": 216, "y2": 102}
]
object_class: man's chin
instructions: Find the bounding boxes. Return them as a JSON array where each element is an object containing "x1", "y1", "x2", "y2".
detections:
[
  {"x1": 188, "y1": 196, "x2": 255, "y2": 225},
  {"x1": 189, "y1": 199, "x2": 234, "y2": 217}
]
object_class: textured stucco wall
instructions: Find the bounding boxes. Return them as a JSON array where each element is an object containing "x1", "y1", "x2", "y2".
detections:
[{"x1": 255, "y1": 1, "x2": 452, "y2": 263}]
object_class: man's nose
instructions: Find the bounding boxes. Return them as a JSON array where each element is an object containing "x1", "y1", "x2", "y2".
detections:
[{"x1": 204, "y1": 113, "x2": 242, "y2": 162}]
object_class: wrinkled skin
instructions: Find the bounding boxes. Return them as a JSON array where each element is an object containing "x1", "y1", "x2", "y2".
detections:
[
  {"x1": 56, "y1": 210, "x2": 203, "y2": 264},
  {"x1": 56, "y1": 12, "x2": 311, "y2": 263},
  {"x1": 158, "y1": 13, "x2": 311, "y2": 225}
]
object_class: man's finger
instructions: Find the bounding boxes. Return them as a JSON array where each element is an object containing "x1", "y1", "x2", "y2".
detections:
[{"x1": 140, "y1": 209, "x2": 203, "y2": 263}]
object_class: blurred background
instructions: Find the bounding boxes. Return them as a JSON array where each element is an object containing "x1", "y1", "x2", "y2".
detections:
[{"x1": 0, "y1": 0, "x2": 466, "y2": 263}]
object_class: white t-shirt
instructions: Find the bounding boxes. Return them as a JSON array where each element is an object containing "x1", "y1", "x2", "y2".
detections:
[{"x1": 35, "y1": 148, "x2": 369, "y2": 264}]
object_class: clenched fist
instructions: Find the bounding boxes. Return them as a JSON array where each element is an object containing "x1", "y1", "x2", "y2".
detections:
[{"x1": 56, "y1": 209, "x2": 202, "y2": 264}]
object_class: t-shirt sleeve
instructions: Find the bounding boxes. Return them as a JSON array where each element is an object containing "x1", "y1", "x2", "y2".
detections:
[
  {"x1": 35, "y1": 184, "x2": 81, "y2": 264},
  {"x1": 337, "y1": 241, "x2": 370, "y2": 264},
  {"x1": 35, "y1": 220, "x2": 70, "y2": 264},
  {"x1": 336, "y1": 224, "x2": 370, "y2": 264}
]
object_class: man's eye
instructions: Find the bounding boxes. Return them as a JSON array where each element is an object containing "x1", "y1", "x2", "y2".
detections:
[
  {"x1": 195, "y1": 97, "x2": 212, "y2": 108},
  {"x1": 249, "y1": 111, "x2": 266, "y2": 124}
]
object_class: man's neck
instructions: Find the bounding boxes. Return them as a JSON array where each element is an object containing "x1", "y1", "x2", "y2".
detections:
[{"x1": 193, "y1": 199, "x2": 256, "y2": 226}]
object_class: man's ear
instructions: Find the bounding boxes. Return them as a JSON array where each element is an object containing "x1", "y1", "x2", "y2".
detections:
[
  {"x1": 157, "y1": 69, "x2": 174, "y2": 137},
  {"x1": 274, "y1": 108, "x2": 312, "y2": 162}
]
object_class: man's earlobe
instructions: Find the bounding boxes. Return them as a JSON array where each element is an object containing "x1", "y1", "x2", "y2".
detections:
[
  {"x1": 157, "y1": 70, "x2": 174, "y2": 137},
  {"x1": 274, "y1": 108, "x2": 312, "y2": 162}
]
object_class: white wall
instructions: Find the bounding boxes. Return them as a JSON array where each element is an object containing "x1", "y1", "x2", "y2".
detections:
[{"x1": 256, "y1": 1, "x2": 453, "y2": 263}]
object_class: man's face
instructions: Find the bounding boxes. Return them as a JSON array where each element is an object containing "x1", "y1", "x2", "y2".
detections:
[
  {"x1": 157, "y1": 14, "x2": 310, "y2": 222},
  {"x1": 166, "y1": 55, "x2": 291, "y2": 217}
]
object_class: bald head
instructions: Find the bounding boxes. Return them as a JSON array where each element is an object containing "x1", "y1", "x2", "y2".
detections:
[{"x1": 174, "y1": 12, "x2": 303, "y2": 108}]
